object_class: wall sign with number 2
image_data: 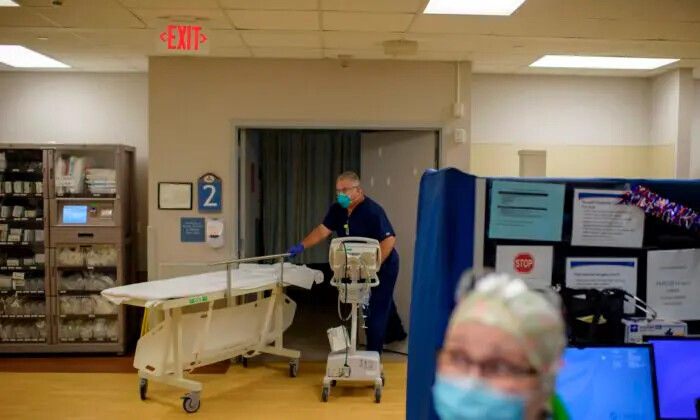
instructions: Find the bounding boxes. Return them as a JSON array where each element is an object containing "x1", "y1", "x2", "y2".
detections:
[{"x1": 197, "y1": 173, "x2": 222, "y2": 212}]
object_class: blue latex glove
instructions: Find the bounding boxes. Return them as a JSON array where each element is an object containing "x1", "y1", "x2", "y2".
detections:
[{"x1": 287, "y1": 243, "x2": 304, "y2": 257}]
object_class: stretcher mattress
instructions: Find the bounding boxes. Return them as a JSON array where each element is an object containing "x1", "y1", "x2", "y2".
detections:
[{"x1": 102, "y1": 263, "x2": 323, "y2": 305}]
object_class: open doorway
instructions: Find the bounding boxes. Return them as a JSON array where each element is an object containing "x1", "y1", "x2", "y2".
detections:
[{"x1": 237, "y1": 128, "x2": 439, "y2": 360}]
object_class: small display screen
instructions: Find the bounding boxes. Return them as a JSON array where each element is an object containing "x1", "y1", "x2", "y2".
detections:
[{"x1": 62, "y1": 205, "x2": 88, "y2": 224}]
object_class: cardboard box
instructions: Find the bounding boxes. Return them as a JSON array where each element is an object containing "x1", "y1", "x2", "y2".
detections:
[{"x1": 623, "y1": 318, "x2": 687, "y2": 343}]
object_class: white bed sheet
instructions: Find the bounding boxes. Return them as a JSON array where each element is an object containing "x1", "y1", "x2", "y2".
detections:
[{"x1": 102, "y1": 263, "x2": 323, "y2": 305}]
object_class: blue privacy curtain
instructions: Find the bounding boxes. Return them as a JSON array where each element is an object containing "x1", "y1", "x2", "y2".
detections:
[
  {"x1": 407, "y1": 169, "x2": 478, "y2": 420},
  {"x1": 250, "y1": 129, "x2": 361, "y2": 264}
]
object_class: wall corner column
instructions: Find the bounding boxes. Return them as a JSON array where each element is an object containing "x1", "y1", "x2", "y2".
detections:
[
  {"x1": 676, "y1": 68, "x2": 694, "y2": 179},
  {"x1": 441, "y1": 61, "x2": 472, "y2": 171}
]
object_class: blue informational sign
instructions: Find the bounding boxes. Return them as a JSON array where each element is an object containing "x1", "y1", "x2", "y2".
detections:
[
  {"x1": 197, "y1": 173, "x2": 222, "y2": 212},
  {"x1": 488, "y1": 180, "x2": 565, "y2": 241},
  {"x1": 181, "y1": 217, "x2": 205, "y2": 242}
]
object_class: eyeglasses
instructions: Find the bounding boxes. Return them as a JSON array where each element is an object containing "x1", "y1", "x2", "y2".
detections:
[
  {"x1": 438, "y1": 349, "x2": 538, "y2": 379},
  {"x1": 336, "y1": 185, "x2": 359, "y2": 195}
]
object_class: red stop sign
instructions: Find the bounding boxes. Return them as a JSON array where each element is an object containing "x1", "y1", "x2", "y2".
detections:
[{"x1": 514, "y1": 253, "x2": 534, "y2": 274}]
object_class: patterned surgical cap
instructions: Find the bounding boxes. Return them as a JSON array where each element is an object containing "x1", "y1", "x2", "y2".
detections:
[{"x1": 448, "y1": 272, "x2": 566, "y2": 392}]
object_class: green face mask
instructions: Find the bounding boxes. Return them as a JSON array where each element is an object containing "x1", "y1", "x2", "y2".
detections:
[{"x1": 337, "y1": 193, "x2": 352, "y2": 209}]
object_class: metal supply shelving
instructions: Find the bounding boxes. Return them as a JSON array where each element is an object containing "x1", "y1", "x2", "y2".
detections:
[
  {"x1": 0, "y1": 147, "x2": 50, "y2": 351},
  {"x1": 0, "y1": 144, "x2": 135, "y2": 354}
]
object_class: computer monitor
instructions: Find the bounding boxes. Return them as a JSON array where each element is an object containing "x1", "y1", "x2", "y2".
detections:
[
  {"x1": 555, "y1": 345, "x2": 659, "y2": 420},
  {"x1": 646, "y1": 337, "x2": 700, "y2": 420}
]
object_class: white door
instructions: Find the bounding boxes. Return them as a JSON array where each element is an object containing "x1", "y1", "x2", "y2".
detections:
[{"x1": 361, "y1": 130, "x2": 438, "y2": 352}]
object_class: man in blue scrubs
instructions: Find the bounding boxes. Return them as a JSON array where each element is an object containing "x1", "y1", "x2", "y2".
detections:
[{"x1": 287, "y1": 171, "x2": 400, "y2": 354}]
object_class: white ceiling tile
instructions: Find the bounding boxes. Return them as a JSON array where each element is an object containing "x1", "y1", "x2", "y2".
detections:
[
  {"x1": 469, "y1": 51, "x2": 539, "y2": 64},
  {"x1": 120, "y1": 0, "x2": 221, "y2": 8},
  {"x1": 405, "y1": 34, "x2": 478, "y2": 52},
  {"x1": 575, "y1": 20, "x2": 700, "y2": 43},
  {"x1": 410, "y1": 14, "x2": 700, "y2": 44},
  {"x1": 323, "y1": 12, "x2": 413, "y2": 32},
  {"x1": 397, "y1": 50, "x2": 466, "y2": 61},
  {"x1": 67, "y1": 29, "x2": 173, "y2": 57},
  {"x1": 19, "y1": 0, "x2": 120, "y2": 6},
  {"x1": 410, "y1": 15, "x2": 585, "y2": 37},
  {"x1": 323, "y1": 48, "x2": 387, "y2": 60},
  {"x1": 0, "y1": 27, "x2": 81, "y2": 44},
  {"x1": 0, "y1": 7, "x2": 56, "y2": 26},
  {"x1": 227, "y1": 10, "x2": 319, "y2": 30},
  {"x1": 411, "y1": 15, "x2": 500, "y2": 34},
  {"x1": 207, "y1": 30, "x2": 245, "y2": 47},
  {"x1": 69, "y1": 29, "x2": 156, "y2": 48},
  {"x1": 131, "y1": 8, "x2": 232, "y2": 30},
  {"x1": 28, "y1": 4, "x2": 146, "y2": 29},
  {"x1": 321, "y1": 0, "x2": 422, "y2": 13},
  {"x1": 323, "y1": 31, "x2": 398, "y2": 49},
  {"x1": 219, "y1": 0, "x2": 318, "y2": 10},
  {"x1": 241, "y1": 31, "x2": 321, "y2": 48},
  {"x1": 60, "y1": 57, "x2": 137, "y2": 71},
  {"x1": 515, "y1": 0, "x2": 622, "y2": 19},
  {"x1": 614, "y1": 0, "x2": 700, "y2": 22},
  {"x1": 251, "y1": 47, "x2": 323, "y2": 58},
  {"x1": 513, "y1": 38, "x2": 700, "y2": 59}
]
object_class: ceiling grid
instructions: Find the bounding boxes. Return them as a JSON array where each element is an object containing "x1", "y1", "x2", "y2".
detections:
[{"x1": 0, "y1": 0, "x2": 696, "y2": 75}]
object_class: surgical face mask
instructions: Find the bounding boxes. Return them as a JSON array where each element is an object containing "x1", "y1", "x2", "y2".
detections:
[
  {"x1": 337, "y1": 193, "x2": 352, "y2": 209},
  {"x1": 432, "y1": 374, "x2": 526, "y2": 420}
]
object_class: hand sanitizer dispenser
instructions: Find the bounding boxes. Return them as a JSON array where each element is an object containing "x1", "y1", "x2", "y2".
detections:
[{"x1": 206, "y1": 218, "x2": 224, "y2": 249}]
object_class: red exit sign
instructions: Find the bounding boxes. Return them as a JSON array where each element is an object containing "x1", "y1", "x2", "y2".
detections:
[{"x1": 159, "y1": 25, "x2": 208, "y2": 52}]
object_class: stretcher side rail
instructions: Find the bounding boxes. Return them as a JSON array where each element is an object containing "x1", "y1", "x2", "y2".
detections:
[
  {"x1": 117, "y1": 282, "x2": 287, "y2": 310},
  {"x1": 209, "y1": 253, "x2": 290, "y2": 307}
]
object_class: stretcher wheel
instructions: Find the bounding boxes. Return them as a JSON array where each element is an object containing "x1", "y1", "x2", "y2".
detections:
[
  {"x1": 242, "y1": 357, "x2": 248, "y2": 368},
  {"x1": 321, "y1": 386, "x2": 330, "y2": 402},
  {"x1": 330, "y1": 380, "x2": 337, "y2": 387},
  {"x1": 139, "y1": 378, "x2": 148, "y2": 401},
  {"x1": 182, "y1": 392, "x2": 201, "y2": 414},
  {"x1": 374, "y1": 386, "x2": 382, "y2": 403},
  {"x1": 289, "y1": 360, "x2": 299, "y2": 377}
]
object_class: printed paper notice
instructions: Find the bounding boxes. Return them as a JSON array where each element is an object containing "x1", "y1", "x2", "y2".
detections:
[
  {"x1": 647, "y1": 249, "x2": 700, "y2": 320},
  {"x1": 489, "y1": 180, "x2": 565, "y2": 241},
  {"x1": 566, "y1": 257, "x2": 638, "y2": 314},
  {"x1": 496, "y1": 246, "x2": 553, "y2": 289},
  {"x1": 571, "y1": 189, "x2": 645, "y2": 248}
]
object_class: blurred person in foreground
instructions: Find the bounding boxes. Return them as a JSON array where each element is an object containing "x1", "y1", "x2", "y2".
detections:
[{"x1": 433, "y1": 272, "x2": 570, "y2": 420}]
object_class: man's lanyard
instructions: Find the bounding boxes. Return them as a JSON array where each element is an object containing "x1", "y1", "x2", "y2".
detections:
[{"x1": 344, "y1": 218, "x2": 350, "y2": 236}]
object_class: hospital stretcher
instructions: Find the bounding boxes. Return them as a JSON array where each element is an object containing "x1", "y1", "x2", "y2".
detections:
[{"x1": 101, "y1": 254, "x2": 323, "y2": 413}]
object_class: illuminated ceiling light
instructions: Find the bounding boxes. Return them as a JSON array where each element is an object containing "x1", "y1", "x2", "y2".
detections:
[
  {"x1": 530, "y1": 55, "x2": 679, "y2": 70},
  {"x1": 0, "y1": 45, "x2": 70, "y2": 68},
  {"x1": 424, "y1": 0, "x2": 527, "y2": 16}
]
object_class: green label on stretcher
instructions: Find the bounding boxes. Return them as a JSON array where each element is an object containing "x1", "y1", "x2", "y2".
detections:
[{"x1": 188, "y1": 296, "x2": 209, "y2": 305}]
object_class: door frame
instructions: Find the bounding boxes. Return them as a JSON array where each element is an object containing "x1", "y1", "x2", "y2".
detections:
[{"x1": 232, "y1": 121, "x2": 444, "y2": 259}]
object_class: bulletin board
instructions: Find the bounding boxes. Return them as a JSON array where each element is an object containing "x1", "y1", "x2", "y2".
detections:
[{"x1": 482, "y1": 177, "x2": 700, "y2": 334}]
